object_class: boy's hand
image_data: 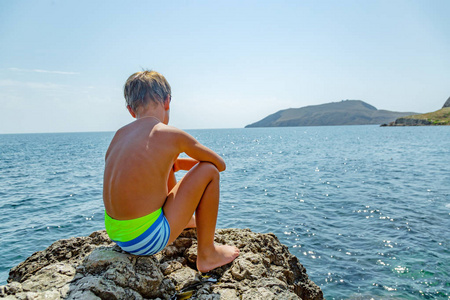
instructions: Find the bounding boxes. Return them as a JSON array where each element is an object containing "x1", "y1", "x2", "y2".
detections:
[{"x1": 173, "y1": 158, "x2": 199, "y2": 172}]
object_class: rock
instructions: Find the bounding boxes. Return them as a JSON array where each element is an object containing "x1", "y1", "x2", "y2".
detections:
[
  {"x1": 1, "y1": 229, "x2": 323, "y2": 300},
  {"x1": 390, "y1": 117, "x2": 433, "y2": 126}
]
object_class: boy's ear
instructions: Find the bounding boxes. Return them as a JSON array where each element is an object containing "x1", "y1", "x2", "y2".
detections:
[
  {"x1": 126, "y1": 105, "x2": 137, "y2": 118},
  {"x1": 164, "y1": 96, "x2": 171, "y2": 111}
]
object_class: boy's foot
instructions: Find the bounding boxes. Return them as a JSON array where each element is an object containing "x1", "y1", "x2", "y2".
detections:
[{"x1": 197, "y1": 244, "x2": 240, "y2": 273}]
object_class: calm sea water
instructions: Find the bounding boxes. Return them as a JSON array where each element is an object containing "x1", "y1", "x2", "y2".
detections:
[{"x1": 0, "y1": 126, "x2": 449, "y2": 299}]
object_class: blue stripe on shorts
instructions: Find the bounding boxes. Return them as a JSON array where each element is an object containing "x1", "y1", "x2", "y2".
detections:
[{"x1": 113, "y1": 210, "x2": 171, "y2": 256}]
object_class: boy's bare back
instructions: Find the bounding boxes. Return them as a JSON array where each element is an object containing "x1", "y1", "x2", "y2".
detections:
[{"x1": 103, "y1": 118, "x2": 179, "y2": 220}]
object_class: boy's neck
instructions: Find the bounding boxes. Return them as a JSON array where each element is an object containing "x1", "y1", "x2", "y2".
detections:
[
  {"x1": 136, "y1": 104, "x2": 167, "y2": 124},
  {"x1": 137, "y1": 115, "x2": 162, "y2": 122}
]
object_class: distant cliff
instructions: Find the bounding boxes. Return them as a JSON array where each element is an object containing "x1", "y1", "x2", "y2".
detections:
[
  {"x1": 443, "y1": 96, "x2": 450, "y2": 108},
  {"x1": 245, "y1": 100, "x2": 417, "y2": 128},
  {"x1": 381, "y1": 108, "x2": 450, "y2": 126},
  {"x1": 382, "y1": 97, "x2": 450, "y2": 126}
]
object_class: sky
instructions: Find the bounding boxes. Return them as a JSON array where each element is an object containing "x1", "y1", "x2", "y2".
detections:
[{"x1": 0, "y1": 0, "x2": 449, "y2": 134}]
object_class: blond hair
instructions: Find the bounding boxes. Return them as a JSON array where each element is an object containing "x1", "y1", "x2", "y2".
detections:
[{"x1": 124, "y1": 70, "x2": 171, "y2": 112}]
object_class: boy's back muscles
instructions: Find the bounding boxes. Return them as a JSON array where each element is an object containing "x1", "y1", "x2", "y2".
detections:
[{"x1": 104, "y1": 121, "x2": 179, "y2": 219}]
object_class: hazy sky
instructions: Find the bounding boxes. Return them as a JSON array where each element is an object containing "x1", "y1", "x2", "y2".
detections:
[{"x1": 1, "y1": 0, "x2": 449, "y2": 134}]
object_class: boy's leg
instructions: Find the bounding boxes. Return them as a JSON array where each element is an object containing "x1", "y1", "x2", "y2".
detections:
[
  {"x1": 185, "y1": 215, "x2": 196, "y2": 228},
  {"x1": 163, "y1": 162, "x2": 239, "y2": 272},
  {"x1": 164, "y1": 162, "x2": 216, "y2": 242},
  {"x1": 168, "y1": 168, "x2": 196, "y2": 229}
]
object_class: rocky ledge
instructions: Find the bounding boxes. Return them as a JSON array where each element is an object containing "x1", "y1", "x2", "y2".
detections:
[
  {"x1": 381, "y1": 97, "x2": 450, "y2": 126},
  {"x1": 0, "y1": 229, "x2": 323, "y2": 300},
  {"x1": 381, "y1": 117, "x2": 435, "y2": 126}
]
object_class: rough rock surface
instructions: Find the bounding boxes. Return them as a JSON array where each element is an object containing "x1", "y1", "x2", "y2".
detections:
[
  {"x1": 383, "y1": 117, "x2": 433, "y2": 126},
  {"x1": 0, "y1": 229, "x2": 323, "y2": 300}
]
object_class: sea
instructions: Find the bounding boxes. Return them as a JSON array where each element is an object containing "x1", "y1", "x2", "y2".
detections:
[{"x1": 0, "y1": 125, "x2": 449, "y2": 299}]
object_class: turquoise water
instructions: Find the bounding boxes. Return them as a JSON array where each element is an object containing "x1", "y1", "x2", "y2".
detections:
[{"x1": 0, "y1": 126, "x2": 449, "y2": 299}]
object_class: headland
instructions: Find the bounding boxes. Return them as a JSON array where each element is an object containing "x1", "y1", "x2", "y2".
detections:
[{"x1": 382, "y1": 97, "x2": 450, "y2": 126}]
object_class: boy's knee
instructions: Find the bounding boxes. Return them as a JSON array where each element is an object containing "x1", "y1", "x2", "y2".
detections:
[{"x1": 198, "y1": 162, "x2": 220, "y2": 178}]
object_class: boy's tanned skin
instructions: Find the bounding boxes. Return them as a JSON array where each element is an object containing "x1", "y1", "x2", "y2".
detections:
[{"x1": 103, "y1": 71, "x2": 239, "y2": 272}]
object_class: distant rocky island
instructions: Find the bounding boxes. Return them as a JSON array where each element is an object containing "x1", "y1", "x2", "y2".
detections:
[
  {"x1": 381, "y1": 97, "x2": 450, "y2": 126},
  {"x1": 245, "y1": 100, "x2": 417, "y2": 128}
]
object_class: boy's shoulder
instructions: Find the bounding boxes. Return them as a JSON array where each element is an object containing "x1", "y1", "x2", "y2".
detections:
[
  {"x1": 151, "y1": 123, "x2": 192, "y2": 143},
  {"x1": 153, "y1": 123, "x2": 186, "y2": 136},
  {"x1": 116, "y1": 121, "x2": 184, "y2": 139},
  {"x1": 116, "y1": 121, "x2": 194, "y2": 147}
]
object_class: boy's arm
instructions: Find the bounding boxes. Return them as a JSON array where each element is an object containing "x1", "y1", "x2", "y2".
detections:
[
  {"x1": 168, "y1": 158, "x2": 198, "y2": 191},
  {"x1": 173, "y1": 158, "x2": 199, "y2": 172},
  {"x1": 176, "y1": 130, "x2": 226, "y2": 172}
]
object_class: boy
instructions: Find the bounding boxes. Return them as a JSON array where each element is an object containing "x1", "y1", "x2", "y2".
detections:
[{"x1": 103, "y1": 70, "x2": 239, "y2": 273}]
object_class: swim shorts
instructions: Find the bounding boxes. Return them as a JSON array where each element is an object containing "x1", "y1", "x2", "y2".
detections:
[{"x1": 104, "y1": 207, "x2": 171, "y2": 256}]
